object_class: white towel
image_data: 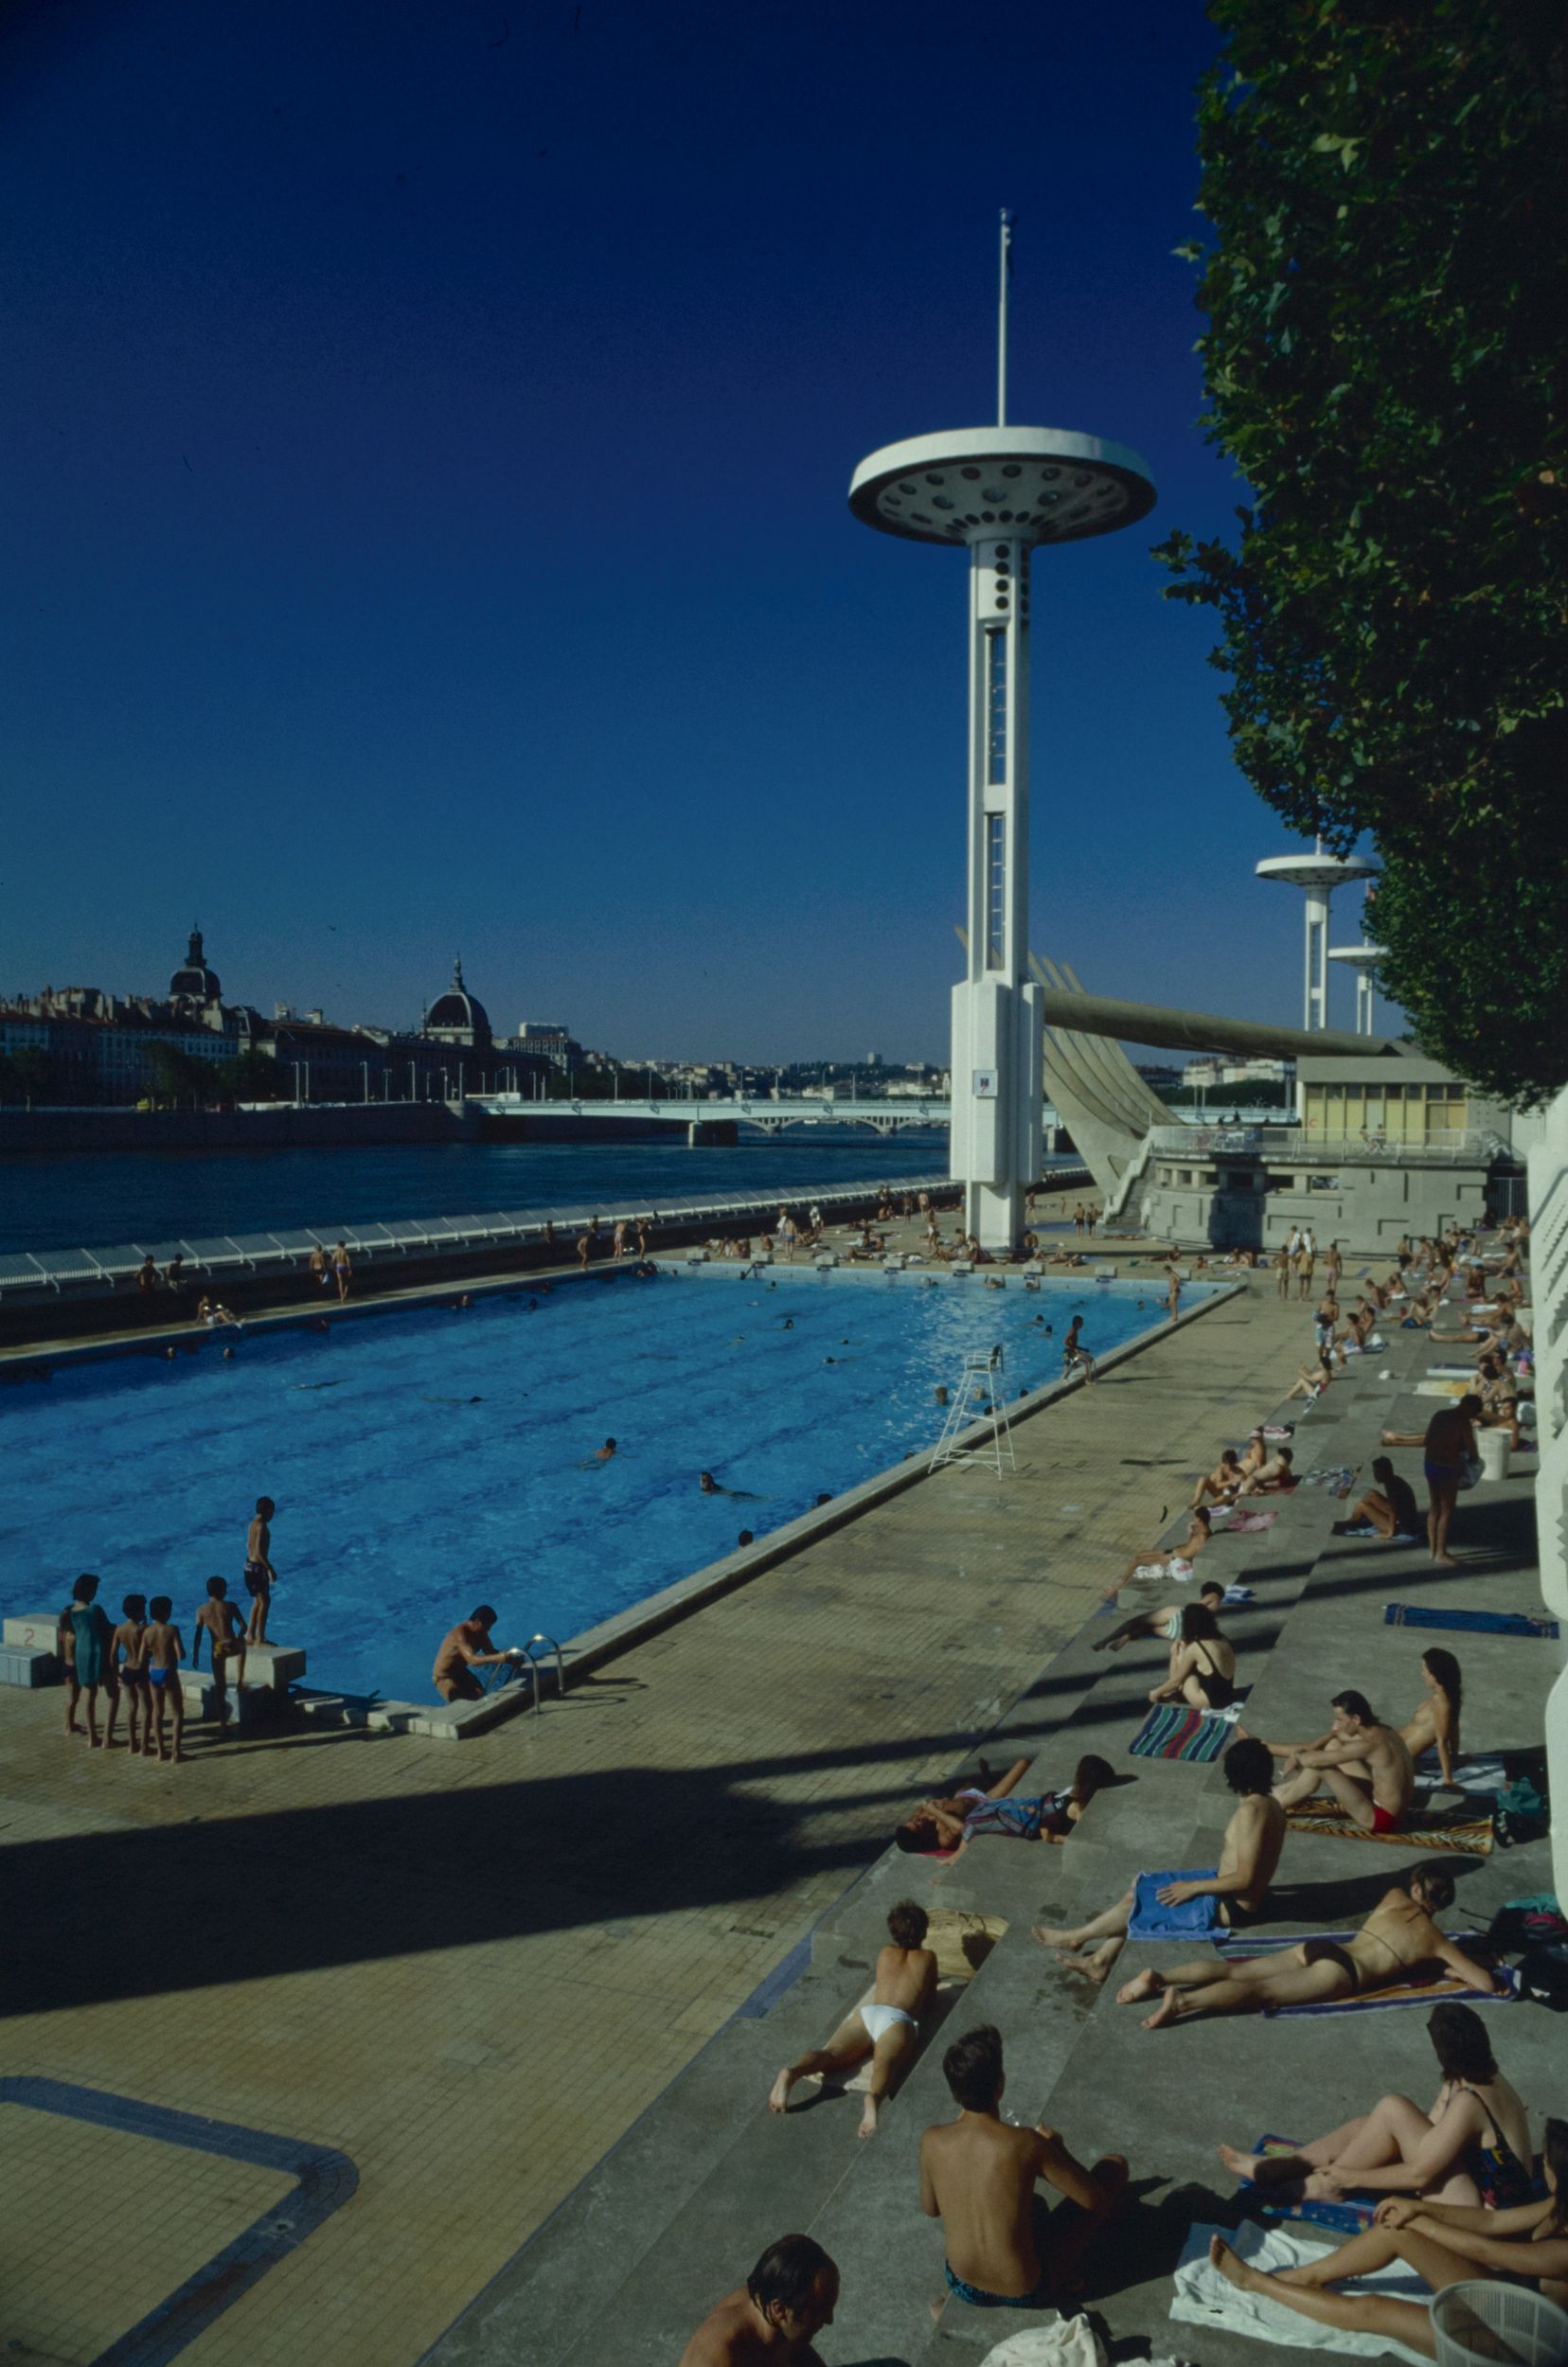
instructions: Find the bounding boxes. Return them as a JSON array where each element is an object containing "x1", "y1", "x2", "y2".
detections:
[{"x1": 1170, "y1": 2223, "x2": 1430, "y2": 2364}]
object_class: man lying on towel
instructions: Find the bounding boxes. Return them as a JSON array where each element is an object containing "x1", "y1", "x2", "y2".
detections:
[
  {"x1": 1249, "y1": 1689, "x2": 1416, "y2": 1832},
  {"x1": 1031, "y1": 1737, "x2": 1285, "y2": 1984},
  {"x1": 1115, "y1": 1870, "x2": 1500, "y2": 2030}
]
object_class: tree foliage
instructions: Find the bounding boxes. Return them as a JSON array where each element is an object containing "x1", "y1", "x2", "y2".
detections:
[{"x1": 1157, "y1": 0, "x2": 1568, "y2": 1103}]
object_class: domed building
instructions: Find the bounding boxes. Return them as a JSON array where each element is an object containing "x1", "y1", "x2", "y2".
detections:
[
  {"x1": 169, "y1": 924, "x2": 222, "y2": 1003},
  {"x1": 421, "y1": 957, "x2": 493, "y2": 1052}
]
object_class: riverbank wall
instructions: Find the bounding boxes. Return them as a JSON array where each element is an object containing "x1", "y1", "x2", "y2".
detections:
[{"x1": 0, "y1": 1105, "x2": 687, "y2": 1153}]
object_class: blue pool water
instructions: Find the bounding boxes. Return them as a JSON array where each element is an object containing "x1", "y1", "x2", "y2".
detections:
[{"x1": 0, "y1": 1268, "x2": 1207, "y2": 1703}]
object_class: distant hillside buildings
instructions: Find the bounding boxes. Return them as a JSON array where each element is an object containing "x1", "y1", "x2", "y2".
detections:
[{"x1": 0, "y1": 931, "x2": 567, "y2": 1106}]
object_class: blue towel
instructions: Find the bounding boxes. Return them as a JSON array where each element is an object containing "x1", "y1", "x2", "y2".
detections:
[
  {"x1": 1128, "y1": 1869, "x2": 1222, "y2": 1940},
  {"x1": 1384, "y1": 1604, "x2": 1559, "y2": 1640}
]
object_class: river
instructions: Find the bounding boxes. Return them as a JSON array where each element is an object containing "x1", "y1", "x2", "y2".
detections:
[{"x1": 0, "y1": 1130, "x2": 1079, "y2": 1255}]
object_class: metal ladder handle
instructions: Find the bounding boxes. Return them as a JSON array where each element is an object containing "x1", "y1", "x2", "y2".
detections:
[{"x1": 522, "y1": 1632, "x2": 565, "y2": 1703}]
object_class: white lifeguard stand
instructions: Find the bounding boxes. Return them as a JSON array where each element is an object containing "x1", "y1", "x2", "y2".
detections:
[
  {"x1": 929, "y1": 1344, "x2": 1016, "y2": 1477},
  {"x1": 849, "y1": 214, "x2": 1155, "y2": 1253}
]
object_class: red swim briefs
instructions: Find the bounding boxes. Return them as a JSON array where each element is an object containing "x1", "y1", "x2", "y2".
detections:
[{"x1": 1371, "y1": 1803, "x2": 1401, "y2": 1834}]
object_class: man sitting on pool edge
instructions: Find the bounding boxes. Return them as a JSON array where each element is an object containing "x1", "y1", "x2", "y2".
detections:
[{"x1": 431, "y1": 1605, "x2": 516, "y2": 1703}]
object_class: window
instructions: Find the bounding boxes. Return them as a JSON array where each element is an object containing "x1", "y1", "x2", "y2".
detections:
[
  {"x1": 986, "y1": 629, "x2": 1007, "y2": 784},
  {"x1": 987, "y1": 814, "x2": 1007, "y2": 969}
]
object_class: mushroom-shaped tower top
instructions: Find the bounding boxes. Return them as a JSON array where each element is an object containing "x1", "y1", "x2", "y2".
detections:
[
  {"x1": 849, "y1": 425, "x2": 1155, "y2": 549},
  {"x1": 1256, "y1": 852, "x2": 1377, "y2": 892}
]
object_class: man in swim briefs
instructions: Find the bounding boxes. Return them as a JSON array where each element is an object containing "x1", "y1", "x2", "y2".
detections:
[
  {"x1": 1114, "y1": 1869, "x2": 1498, "y2": 2029},
  {"x1": 1032, "y1": 1736, "x2": 1285, "y2": 1984},
  {"x1": 431, "y1": 1605, "x2": 515, "y2": 1702},
  {"x1": 768, "y1": 1901, "x2": 936, "y2": 2139},
  {"x1": 244, "y1": 1496, "x2": 277, "y2": 1645},
  {"x1": 1337, "y1": 1455, "x2": 1422, "y2": 1540},
  {"x1": 919, "y1": 2025, "x2": 1127, "y2": 2308},
  {"x1": 1252, "y1": 1688, "x2": 1416, "y2": 1833}
]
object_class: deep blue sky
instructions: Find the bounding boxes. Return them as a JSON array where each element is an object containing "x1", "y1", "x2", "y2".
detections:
[{"x1": 1, "y1": 0, "x2": 1385, "y2": 1060}]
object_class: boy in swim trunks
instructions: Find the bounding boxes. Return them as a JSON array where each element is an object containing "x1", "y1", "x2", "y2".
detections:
[
  {"x1": 143, "y1": 1596, "x2": 187, "y2": 1763},
  {"x1": 919, "y1": 2025, "x2": 1127, "y2": 2306},
  {"x1": 1257, "y1": 1688, "x2": 1416, "y2": 1832},
  {"x1": 244, "y1": 1496, "x2": 277, "y2": 1645},
  {"x1": 193, "y1": 1577, "x2": 248, "y2": 1721},
  {"x1": 111, "y1": 1593, "x2": 151, "y2": 1757},
  {"x1": 768, "y1": 1901, "x2": 936, "y2": 2139}
]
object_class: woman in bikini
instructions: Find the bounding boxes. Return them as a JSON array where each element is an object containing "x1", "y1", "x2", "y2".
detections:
[
  {"x1": 1148, "y1": 1603, "x2": 1237, "y2": 1713},
  {"x1": 1206, "y1": 2118, "x2": 1568, "y2": 2360},
  {"x1": 1114, "y1": 1871, "x2": 1499, "y2": 2029},
  {"x1": 1399, "y1": 1648, "x2": 1463, "y2": 1788},
  {"x1": 1217, "y1": 2002, "x2": 1532, "y2": 2209}
]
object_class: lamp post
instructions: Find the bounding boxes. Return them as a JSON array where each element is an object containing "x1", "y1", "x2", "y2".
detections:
[{"x1": 849, "y1": 214, "x2": 1155, "y2": 1249}]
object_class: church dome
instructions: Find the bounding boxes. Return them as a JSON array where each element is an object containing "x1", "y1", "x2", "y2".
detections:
[
  {"x1": 423, "y1": 957, "x2": 491, "y2": 1045},
  {"x1": 169, "y1": 924, "x2": 222, "y2": 1001}
]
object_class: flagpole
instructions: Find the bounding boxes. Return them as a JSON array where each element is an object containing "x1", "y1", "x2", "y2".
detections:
[{"x1": 997, "y1": 208, "x2": 1011, "y2": 426}]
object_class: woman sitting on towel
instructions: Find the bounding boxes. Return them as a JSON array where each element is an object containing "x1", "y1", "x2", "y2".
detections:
[
  {"x1": 1217, "y1": 2001, "x2": 1532, "y2": 2210},
  {"x1": 1399, "y1": 1649, "x2": 1463, "y2": 1787},
  {"x1": 1149, "y1": 1603, "x2": 1237, "y2": 1713},
  {"x1": 1205, "y1": 2117, "x2": 1568, "y2": 2358},
  {"x1": 1114, "y1": 1870, "x2": 1501, "y2": 2030},
  {"x1": 1114, "y1": 1508, "x2": 1212, "y2": 1589}
]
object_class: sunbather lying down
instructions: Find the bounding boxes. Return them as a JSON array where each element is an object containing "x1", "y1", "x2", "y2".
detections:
[
  {"x1": 894, "y1": 1754, "x2": 1114, "y2": 1856},
  {"x1": 1205, "y1": 2115, "x2": 1568, "y2": 2360},
  {"x1": 1116, "y1": 1871, "x2": 1496, "y2": 2030}
]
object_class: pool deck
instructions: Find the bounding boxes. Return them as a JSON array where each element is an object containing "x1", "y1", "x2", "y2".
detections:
[{"x1": 6, "y1": 1227, "x2": 1541, "y2": 2367}]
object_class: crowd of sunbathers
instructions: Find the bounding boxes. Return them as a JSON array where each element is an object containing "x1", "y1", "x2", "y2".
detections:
[{"x1": 678, "y1": 1212, "x2": 1559, "y2": 2366}]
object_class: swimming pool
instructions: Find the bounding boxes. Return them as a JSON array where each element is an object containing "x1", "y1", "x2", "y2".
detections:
[{"x1": 0, "y1": 1267, "x2": 1212, "y2": 1704}]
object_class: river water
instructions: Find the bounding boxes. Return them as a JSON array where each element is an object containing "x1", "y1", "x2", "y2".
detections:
[{"x1": 0, "y1": 1130, "x2": 1078, "y2": 1255}]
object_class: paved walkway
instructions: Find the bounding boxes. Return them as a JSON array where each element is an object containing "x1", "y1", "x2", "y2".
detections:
[{"x1": 1, "y1": 1249, "x2": 1308, "y2": 2367}]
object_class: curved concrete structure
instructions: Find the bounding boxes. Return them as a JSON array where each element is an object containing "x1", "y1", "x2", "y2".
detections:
[{"x1": 1033, "y1": 987, "x2": 1405, "y2": 1064}]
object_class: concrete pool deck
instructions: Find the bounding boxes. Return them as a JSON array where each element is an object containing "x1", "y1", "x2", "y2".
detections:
[{"x1": 1, "y1": 1247, "x2": 1424, "y2": 2366}]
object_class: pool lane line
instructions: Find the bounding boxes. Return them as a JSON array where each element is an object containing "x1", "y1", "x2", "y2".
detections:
[{"x1": 0, "y1": 2075, "x2": 357, "y2": 2367}]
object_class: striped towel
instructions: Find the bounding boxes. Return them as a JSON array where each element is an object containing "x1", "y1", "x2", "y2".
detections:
[
  {"x1": 1210, "y1": 1507, "x2": 1278, "y2": 1534},
  {"x1": 1128, "y1": 1701, "x2": 1240, "y2": 1764},
  {"x1": 1283, "y1": 1796, "x2": 1493, "y2": 1855},
  {"x1": 1384, "y1": 1603, "x2": 1559, "y2": 1640}
]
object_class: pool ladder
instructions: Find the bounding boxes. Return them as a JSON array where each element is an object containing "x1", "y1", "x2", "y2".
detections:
[
  {"x1": 498, "y1": 1632, "x2": 566, "y2": 1714},
  {"x1": 928, "y1": 1344, "x2": 1016, "y2": 1478}
]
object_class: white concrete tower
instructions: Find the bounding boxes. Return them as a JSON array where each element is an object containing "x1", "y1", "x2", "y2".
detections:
[
  {"x1": 1256, "y1": 842, "x2": 1377, "y2": 1034},
  {"x1": 1328, "y1": 888, "x2": 1386, "y2": 1036},
  {"x1": 848, "y1": 215, "x2": 1155, "y2": 1249}
]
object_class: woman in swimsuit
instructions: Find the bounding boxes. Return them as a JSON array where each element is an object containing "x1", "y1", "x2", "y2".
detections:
[
  {"x1": 1114, "y1": 1871, "x2": 1499, "y2": 2029},
  {"x1": 1399, "y1": 1648, "x2": 1463, "y2": 1787},
  {"x1": 1218, "y1": 2002, "x2": 1532, "y2": 2208},
  {"x1": 1206, "y1": 2117, "x2": 1568, "y2": 2359},
  {"x1": 1148, "y1": 1604, "x2": 1237, "y2": 1712}
]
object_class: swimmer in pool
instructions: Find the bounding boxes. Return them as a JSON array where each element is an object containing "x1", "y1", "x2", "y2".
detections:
[{"x1": 579, "y1": 1437, "x2": 617, "y2": 1468}]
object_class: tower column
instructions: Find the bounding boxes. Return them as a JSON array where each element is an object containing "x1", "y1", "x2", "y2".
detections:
[{"x1": 950, "y1": 535, "x2": 1042, "y2": 1246}]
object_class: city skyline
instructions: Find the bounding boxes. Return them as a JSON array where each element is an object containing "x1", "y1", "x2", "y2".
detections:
[{"x1": 2, "y1": 1, "x2": 1389, "y2": 1059}]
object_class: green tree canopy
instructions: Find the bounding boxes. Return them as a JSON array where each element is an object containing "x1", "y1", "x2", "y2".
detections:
[
  {"x1": 143, "y1": 1041, "x2": 217, "y2": 1106},
  {"x1": 1157, "y1": 0, "x2": 1568, "y2": 1103}
]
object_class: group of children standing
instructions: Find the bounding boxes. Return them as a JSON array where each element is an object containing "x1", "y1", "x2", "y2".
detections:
[{"x1": 53, "y1": 1496, "x2": 277, "y2": 1764}]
